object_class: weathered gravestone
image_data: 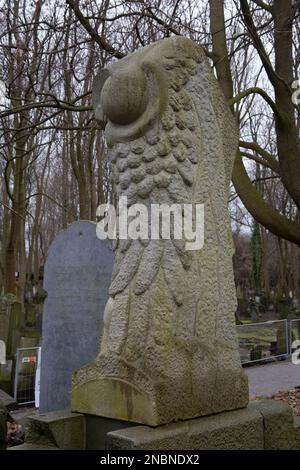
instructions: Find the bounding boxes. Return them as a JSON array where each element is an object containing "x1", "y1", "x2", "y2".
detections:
[
  {"x1": 0, "y1": 296, "x2": 23, "y2": 395},
  {"x1": 19, "y1": 336, "x2": 38, "y2": 349},
  {"x1": 0, "y1": 296, "x2": 23, "y2": 358},
  {"x1": 0, "y1": 360, "x2": 13, "y2": 394},
  {"x1": 40, "y1": 221, "x2": 113, "y2": 412},
  {"x1": 7, "y1": 301, "x2": 24, "y2": 358},
  {"x1": 0, "y1": 312, "x2": 9, "y2": 346},
  {"x1": 72, "y1": 36, "x2": 249, "y2": 426}
]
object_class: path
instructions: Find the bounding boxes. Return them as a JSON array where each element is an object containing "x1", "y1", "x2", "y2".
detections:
[{"x1": 246, "y1": 360, "x2": 300, "y2": 398}]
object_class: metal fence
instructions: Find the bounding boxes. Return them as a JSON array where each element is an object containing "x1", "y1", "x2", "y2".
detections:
[
  {"x1": 237, "y1": 319, "x2": 289, "y2": 365},
  {"x1": 14, "y1": 347, "x2": 41, "y2": 405},
  {"x1": 290, "y1": 319, "x2": 300, "y2": 351}
]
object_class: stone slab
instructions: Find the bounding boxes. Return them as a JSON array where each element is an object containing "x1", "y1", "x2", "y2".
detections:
[
  {"x1": 0, "y1": 388, "x2": 17, "y2": 410},
  {"x1": 40, "y1": 220, "x2": 113, "y2": 412},
  {"x1": 23, "y1": 410, "x2": 85, "y2": 450},
  {"x1": 107, "y1": 407, "x2": 264, "y2": 450},
  {"x1": 249, "y1": 399, "x2": 297, "y2": 450}
]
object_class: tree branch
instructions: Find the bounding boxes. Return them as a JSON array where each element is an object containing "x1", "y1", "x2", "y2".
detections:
[
  {"x1": 0, "y1": 101, "x2": 92, "y2": 119},
  {"x1": 239, "y1": 140, "x2": 280, "y2": 174},
  {"x1": 240, "y1": 152, "x2": 277, "y2": 172},
  {"x1": 65, "y1": 0, "x2": 125, "y2": 59},
  {"x1": 239, "y1": 0, "x2": 287, "y2": 90},
  {"x1": 228, "y1": 87, "x2": 285, "y2": 123},
  {"x1": 252, "y1": 0, "x2": 273, "y2": 13},
  {"x1": 232, "y1": 152, "x2": 300, "y2": 247}
]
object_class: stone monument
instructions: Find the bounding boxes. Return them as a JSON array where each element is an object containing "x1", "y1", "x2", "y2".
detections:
[
  {"x1": 40, "y1": 220, "x2": 113, "y2": 412},
  {"x1": 71, "y1": 36, "x2": 248, "y2": 426}
]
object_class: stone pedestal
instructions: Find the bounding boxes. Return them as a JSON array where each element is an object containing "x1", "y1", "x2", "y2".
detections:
[
  {"x1": 9, "y1": 400, "x2": 300, "y2": 450},
  {"x1": 107, "y1": 400, "x2": 298, "y2": 450}
]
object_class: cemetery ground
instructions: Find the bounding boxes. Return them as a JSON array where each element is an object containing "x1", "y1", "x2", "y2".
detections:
[{"x1": 272, "y1": 389, "x2": 300, "y2": 417}]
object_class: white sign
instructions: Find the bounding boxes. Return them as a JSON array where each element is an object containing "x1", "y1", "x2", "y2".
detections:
[
  {"x1": 0, "y1": 340, "x2": 6, "y2": 365},
  {"x1": 35, "y1": 347, "x2": 42, "y2": 408},
  {"x1": 292, "y1": 341, "x2": 300, "y2": 366},
  {"x1": 22, "y1": 356, "x2": 36, "y2": 364}
]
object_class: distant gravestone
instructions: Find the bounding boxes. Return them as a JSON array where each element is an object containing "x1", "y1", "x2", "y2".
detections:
[
  {"x1": 7, "y1": 301, "x2": 23, "y2": 358},
  {"x1": 19, "y1": 336, "x2": 38, "y2": 349},
  {"x1": 0, "y1": 297, "x2": 23, "y2": 357},
  {"x1": 0, "y1": 315, "x2": 9, "y2": 345},
  {"x1": 39, "y1": 221, "x2": 114, "y2": 412},
  {"x1": 0, "y1": 360, "x2": 12, "y2": 395}
]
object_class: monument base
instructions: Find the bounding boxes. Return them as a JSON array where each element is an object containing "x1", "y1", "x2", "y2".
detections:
[
  {"x1": 71, "y1": 361, "x2": 249, "y2": 426},
  {"x1": 8, "y1": 400, "x2": 300, "y2": 450},
  {"x1": 106, "y1": 400, "x2": 299, "y2": 450}
]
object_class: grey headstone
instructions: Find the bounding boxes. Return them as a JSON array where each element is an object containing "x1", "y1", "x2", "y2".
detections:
[
  {"x1": 0, "y1": 315, "x2": 9, "y2": 345},
  {"x1": 39, "y1": 221, "x2": 113, "y2": 412}
]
